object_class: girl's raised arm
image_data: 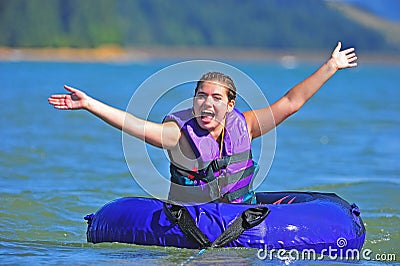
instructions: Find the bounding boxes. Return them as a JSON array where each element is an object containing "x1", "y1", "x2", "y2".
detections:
[
  {"x1": 48, "y1": 85, "x2": 181, "y2": 149},
  {"x1": 245, "y1": 42, "x2": 357, "y2": 139}
]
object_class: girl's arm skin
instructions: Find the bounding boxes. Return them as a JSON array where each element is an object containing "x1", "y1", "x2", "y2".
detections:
[
  {"x1": 244, "y1": 42, "x2": 358, "y2": 140},
  {"x1": 49, "y1": 42, "x2": 357, "y2": 147},
  {"x1": 48, "y1": 85, "x2": 181, "y2": 149}
]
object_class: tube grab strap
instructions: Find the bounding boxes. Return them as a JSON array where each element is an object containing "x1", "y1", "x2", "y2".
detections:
[
  {"x1": 163, "y1": 203, "x2": 270, "y2": 249},
  {"x1": 211, "y1": 206, "x2": 270, "y2": 248},
  {"x1": 163, "y1": 203, "x2": 211, "y2": 248}
]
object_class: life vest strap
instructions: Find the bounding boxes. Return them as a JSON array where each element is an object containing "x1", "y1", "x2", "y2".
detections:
[
  {"x1": 170, "y1": 163, "x2": 254, "y2": 202},
  {"x1": 223, "y1": 184, "x2": 251, "y2": 202},
  {"x1": 171, "y1": 151, "x2": 253, "y2": 184},
  {"x1": 200, "y1": 150, "x2": 252, "y2": 171},
  {"x1": 169, "y1": 150, "x2": 254, "y2": 203},
  {"x1": 221, "y1": 165, "x2": 255, "y2": 187}
]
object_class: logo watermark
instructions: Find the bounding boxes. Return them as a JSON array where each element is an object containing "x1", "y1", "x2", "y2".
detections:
[
  {"x1": 122, "y1": 60, "x2": 276, "y2": 204},
  {"x1": 257, "y1": 237, "x2": 397, "y2": 262}
]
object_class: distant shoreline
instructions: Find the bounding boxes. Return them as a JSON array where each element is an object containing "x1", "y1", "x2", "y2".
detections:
[{"x1": 1, "y1": 46, "x2": 399, "y2": 64}]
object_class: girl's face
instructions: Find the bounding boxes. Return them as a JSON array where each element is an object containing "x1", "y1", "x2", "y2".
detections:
[{"x1": 193, "y1": 81, "x2": 235, "y2": 136}]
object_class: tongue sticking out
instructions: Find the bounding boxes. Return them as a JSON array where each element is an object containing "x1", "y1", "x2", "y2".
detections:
[{"x1": 200, "y1": 110, "x2": 215, "y2": 123}]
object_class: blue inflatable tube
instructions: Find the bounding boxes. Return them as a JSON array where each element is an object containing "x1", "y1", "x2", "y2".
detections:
[{"x1": 84, "y1": 192, "x2": 365, "y2": 253}]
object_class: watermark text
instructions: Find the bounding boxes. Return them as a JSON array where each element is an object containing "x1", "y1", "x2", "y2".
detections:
[{"x1": 257, "y1": 238, "x2": 396, "y2": 262}]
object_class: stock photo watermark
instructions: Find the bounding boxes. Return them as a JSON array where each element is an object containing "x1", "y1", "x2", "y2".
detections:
[
  {"x1": 123, "y1": 60, "x2": 276, "y2": 204},
  {"x1": 257, "y1": 237, "x2": 396, "y2": 262}
]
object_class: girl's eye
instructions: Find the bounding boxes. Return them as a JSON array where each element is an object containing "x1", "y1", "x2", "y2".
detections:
[
  {"x1": 196, "y1": 94, "x2": 207, "y2": 100},
  {"x1": 195, "y1": 94, "x2": 224, "y2": 104}
]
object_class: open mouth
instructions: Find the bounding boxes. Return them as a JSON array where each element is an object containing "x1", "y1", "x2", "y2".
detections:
[{"x1": 200, "y1": 110, "x2": 215, "y2": 123}]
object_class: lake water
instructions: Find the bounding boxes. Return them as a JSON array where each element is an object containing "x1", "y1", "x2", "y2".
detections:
[{"x1": 0, "y1": 60, "x2": 399, "y2": 265}]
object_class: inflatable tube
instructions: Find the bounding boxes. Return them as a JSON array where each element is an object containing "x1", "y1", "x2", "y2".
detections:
[{"x1": 84, "y1": 192, "x2": 365, "y2": 253}]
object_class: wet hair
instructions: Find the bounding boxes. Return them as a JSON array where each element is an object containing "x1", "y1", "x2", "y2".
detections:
[{"x1": 195, "y1": 72, "x2": 237, "y2": 102}]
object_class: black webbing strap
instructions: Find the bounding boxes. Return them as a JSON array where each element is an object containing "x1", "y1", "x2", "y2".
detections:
[
  {"x1": 163, "y1": 203, "x2": 211, "y2": 249},
  {"x1": 163, "y1": 203, "x2": 270, "y2": 249},
  {"x1": 223, "y1": 184, "x2": 251, "y2": 203},
  {"x1": 201, "y1": 150, "x2": 252, "y2": 172},
  {"x1": 170, "y1": 150, "x2": 253, "y2": 184},
  {"x1": 211, "y1": 206, "x2": 270, "y2": 248}
]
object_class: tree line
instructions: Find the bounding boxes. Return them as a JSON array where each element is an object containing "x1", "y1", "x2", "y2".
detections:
[{"x1": 0, "y1": 0, "x2": 397, "y2": 52}]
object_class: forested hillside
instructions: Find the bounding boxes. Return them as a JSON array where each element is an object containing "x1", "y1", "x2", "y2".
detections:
[{"x1": 0, "y1": 0, "x2": 398, "y2": 52}]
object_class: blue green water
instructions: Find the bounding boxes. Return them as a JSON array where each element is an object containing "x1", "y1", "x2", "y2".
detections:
[{"x1": 0, "y1": 60, "x2": 399, "y2": 265}]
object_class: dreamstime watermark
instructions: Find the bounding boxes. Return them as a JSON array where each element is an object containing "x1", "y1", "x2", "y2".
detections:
[
  {"x1": 122, "y1": 60, "x2": 276, "y2": 205},
  {"x1": 257, "y1": 237, "x2": 397, "y2": 262}
]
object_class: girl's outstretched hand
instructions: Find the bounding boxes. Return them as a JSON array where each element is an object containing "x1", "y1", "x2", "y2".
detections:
[
  {"x1": 48, "y1": 85, "x2": 89, "y2": 110},
  {"x1": 331, "y1": 42, "x2": 358, "y2": 70}
]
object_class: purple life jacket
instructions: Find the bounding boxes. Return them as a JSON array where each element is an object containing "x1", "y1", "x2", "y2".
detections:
[{"x1": 164, "y1": 108, "x2": 256, "y2": 204}]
